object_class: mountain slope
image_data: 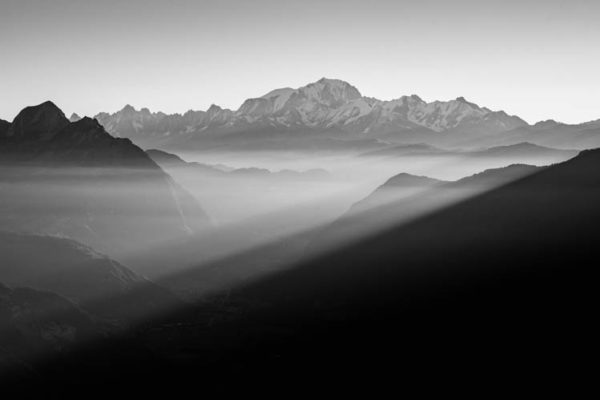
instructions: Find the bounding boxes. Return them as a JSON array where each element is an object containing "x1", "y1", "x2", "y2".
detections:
[
  {"x1": 0, "y1": 101, "x2": 210, "y2": 257},
  {"x1": 3, "y1": 101, "x2": 70, "y2": 143},
  {"x1": 237, "y1": 148, "x2": 598, "y2": 313},
  {"x1": 0, "y1": 232, "x2": 182, "y2": 322},
  {"x1": 193, "y1": 147, "x2": 597, "y2": 385},
  {"x1": 0, "y1": 119, "x2": 10, "y2": 137},
  {"x1": 0, "y1": 282, "x2": 104, "y2": 371},
  {"x1": 310, "y1": 163, "x2": 542, "y2": 254}
]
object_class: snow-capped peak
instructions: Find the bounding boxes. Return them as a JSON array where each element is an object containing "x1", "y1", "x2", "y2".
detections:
[
  {"x1": 297, "y1": 78, "x2": 362, "y2": 107},
  {"x1": 93, "y1": 78, "x2": 528, "y2": 146}
]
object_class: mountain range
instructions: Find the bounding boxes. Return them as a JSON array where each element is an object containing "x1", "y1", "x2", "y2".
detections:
[
  {"x1": 147, "y1": 148, "x2": 329, "y2": 180},
  {"x1": 75, "y1": 78, "x2": 600, "y2": 151}
]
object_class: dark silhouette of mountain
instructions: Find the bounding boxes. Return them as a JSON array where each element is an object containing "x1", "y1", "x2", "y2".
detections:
[
  {"x1": 350, "y1": 172, "x2": 446, "y2": 212},
  {"x1": 0, "y1": 282, "x2": 104, "y2": 375},
  {"x1": 2, "y1": 101, "x2": 69, "y2": 143},
  {"x1": 0, "y1": 119, "x2": 10, "y2": 137},
  {"x1": 37, "y1": 116, "x2": 166, "y2": 167},
  {"x1": 146, "y1": 148, "x2": 226, "y2": 174},
  {"x1": 91, "y1": 78, "x2": 527, "y2": 151},
  {"x1": 145, "y1": 148, "x2": 187, "y2": 166},
  {"x1": 0, "y1": 101, "x2": 210, "y2": 257},
  {"x1": 452, "y1": 163, "x2": 541, "y2": 186},
  {"x1": 310, "y1": 164, "x2": 541, "y2": 254},
  {"x1": 0, "y1": 232, "x2": 182, "y2": 322}
]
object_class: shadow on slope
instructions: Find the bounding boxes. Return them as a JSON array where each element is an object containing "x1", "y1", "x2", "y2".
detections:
[
  {"x1": 5, "y1": 148, "x2": 600, "y2": 393},
  {"x1": 152, "y1": 147, "x2": 599, "y2": 389}
]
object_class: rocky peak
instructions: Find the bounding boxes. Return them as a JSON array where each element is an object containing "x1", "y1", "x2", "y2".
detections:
[
  {"x1": 298, "y1": 78, "x2": 362, "y2": 108},
  {"x1": 6, "y1": 101, "x2": 70, "y2": 142}
]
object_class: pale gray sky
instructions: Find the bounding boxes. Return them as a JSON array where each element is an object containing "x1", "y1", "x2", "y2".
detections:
[{"x1": 1, "y1": 0, "x2": 598, "y2": 124}]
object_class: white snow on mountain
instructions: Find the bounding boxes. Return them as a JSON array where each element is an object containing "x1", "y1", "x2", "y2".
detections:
[{"x1": 94, "y1": 78, "x2": 528, "y2": 145}]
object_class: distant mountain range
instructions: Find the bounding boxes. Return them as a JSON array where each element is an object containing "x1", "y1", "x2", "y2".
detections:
[
  {"x1": 55, "y1": 77, "x2": 598, "y2": 151},
  {"x1": 147, "y1": 148, "x2": 330, "y2": 180},
  {"x1": 359, "y1": 141, "x2": 578, "y2": 162}
]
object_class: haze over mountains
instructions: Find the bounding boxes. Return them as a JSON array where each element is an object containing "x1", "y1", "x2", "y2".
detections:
[
  {"x1": 0, "y1": 103, "x2": 195, "y2": 376},
  {"x1": 3, "y1": 0, "x2": 599, "y2": 390},
  {"x1": 82, "y1": 78, "x2": 600, "y2": 152},
  {"x1": 1, "y1": 88, "x2": 597, "y2": 393},
  {"x1": 0, "y1": 101, "x2": 210, "y2": 258},
  {"x1": 199, "y1": 147, "x2": 598, "y2": 392},
  {"x1": 7, "y1": 141, "x2": 596, "y2": 393},
  {"x1": 310, "y1": 164, "x2": 544, "y2": 254}
]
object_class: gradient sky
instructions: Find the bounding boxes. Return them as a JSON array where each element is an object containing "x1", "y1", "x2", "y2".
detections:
[{"x1": 1, "y1": 0, "x2": 598, "y2": 124}]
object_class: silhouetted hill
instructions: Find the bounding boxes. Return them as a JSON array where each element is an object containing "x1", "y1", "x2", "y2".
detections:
[
  {"x1": 41, "y1": 117, "x2": 160, "y2": 167},
  {"x1": 310, "y1": 164, "x2": 541, "y2": 253},
  {"x1": 452, "y1": 163, "x2": 541, "y2": 186},
  {"x1": 146, "y1": 148, "x2": 187, "y2": 166},
  {"x1": 0, "y1": 119, "x2": 10, "y2": 137},
  {"x1": 0, "y1": 282, "x2": 104, "y2": 375},
  {"x1": 0, "y1": 102, "x2": 210, "y2": 257},
  {"x1": 147, "y1": 148, "x2": 226, "y2": 174},
  {"x1": 349, "y1": 172, "x2": 446, "y2": 213},
  {"x1": 0, "y1": 232, "x2": 183, "y2": 322},
  {"x1": 2, "y1": 101, "x2": 69, "y2": 143}
]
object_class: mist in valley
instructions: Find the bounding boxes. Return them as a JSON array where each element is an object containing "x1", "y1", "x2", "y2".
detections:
[
  {"x1": 115, "y1": 146, "x2": 575, "y2": 298},
  {"x1": 2, "y1": 0, "x2": 598, "y2": 389},
  {"x1": 0, "y1": 97, "x2": 584, "y2": 389}
]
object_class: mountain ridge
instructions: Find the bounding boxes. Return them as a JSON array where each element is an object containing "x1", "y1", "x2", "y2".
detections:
[
  {"x1": 87, "y1": 78, "x2": 530, "y2": 150},
  {"x1": 0, "y1": 101, "x2": 211, "y2": 258},
  {"x1": 0, "y1": 231, "x2": 182, "y2": 323}
]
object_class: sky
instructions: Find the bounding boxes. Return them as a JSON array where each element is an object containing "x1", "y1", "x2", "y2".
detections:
[{"x1": 1, "y1": 0, "x2": 598, "y2": 124}]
